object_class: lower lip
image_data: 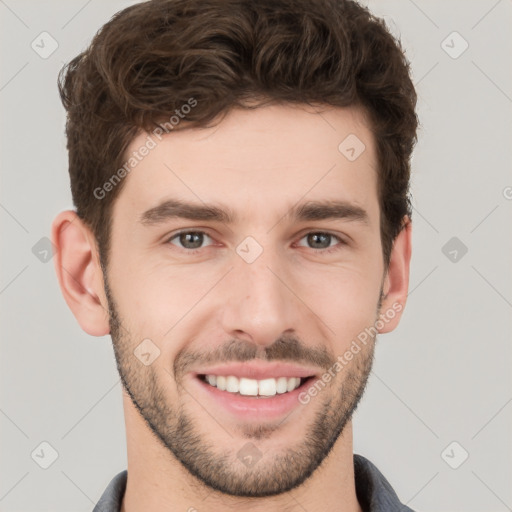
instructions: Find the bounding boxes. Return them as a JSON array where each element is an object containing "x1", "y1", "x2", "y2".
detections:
[{"x1": 191, "y1": 375, "x2": 314, "y2": 421}]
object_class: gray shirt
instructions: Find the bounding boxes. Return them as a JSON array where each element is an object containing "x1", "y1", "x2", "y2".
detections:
[{"x1": 93, "y1": 453, "x2": 416, "y2": 511}]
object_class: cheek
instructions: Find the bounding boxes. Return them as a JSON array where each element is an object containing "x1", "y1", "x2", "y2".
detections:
[
  {"x1": 294, "y1": 261, "x2": 382, "y2": 341},
  {"x1": 110, "y1": 259, "x2": 221, "y2": 339}
]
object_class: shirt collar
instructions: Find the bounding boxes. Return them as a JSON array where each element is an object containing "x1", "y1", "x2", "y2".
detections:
[{"x1": 93, "y1": 454, "x2": 414, "y2": 512}]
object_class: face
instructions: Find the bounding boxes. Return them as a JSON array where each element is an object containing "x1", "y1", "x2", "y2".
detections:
[{"x1": 104, "y1": 104, "x2": 387, "y2": 497}]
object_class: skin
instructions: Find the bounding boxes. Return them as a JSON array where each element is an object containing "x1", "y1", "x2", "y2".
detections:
[{"x1": 52, "y1": 103, "x2": 411, "y2": 512}]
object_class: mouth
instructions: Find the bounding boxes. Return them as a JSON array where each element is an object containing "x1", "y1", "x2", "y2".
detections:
[
  {"x1": 197, "y1": 374, "x2": 316, "y2": 398},
  {"x1": 190, "y1": 371, "x2": 319, "y2": 421}
]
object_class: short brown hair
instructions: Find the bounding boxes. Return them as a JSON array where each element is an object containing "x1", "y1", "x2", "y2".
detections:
[{"x1": 58, "y1": 0, "x2": 418, "y2": 270}]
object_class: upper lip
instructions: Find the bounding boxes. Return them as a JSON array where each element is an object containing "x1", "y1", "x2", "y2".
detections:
[{"x1": 192, "y1": 362, "x2": 321, "y2": 380}]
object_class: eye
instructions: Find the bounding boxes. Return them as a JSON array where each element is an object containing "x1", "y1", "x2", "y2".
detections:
[
  {"x1": 296, "y1": 232, "x2": 346, "y2": 254},
  {"x1": 166, "y1": 230, "x2": 214, "y2": 252},
  {"x1": 165, "y1": 230, "x2": 346, "y2": 255}
]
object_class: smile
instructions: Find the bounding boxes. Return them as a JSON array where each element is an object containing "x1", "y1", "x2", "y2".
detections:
[{"x1": 200, "y1": 374, "x2": 310, "y2": 397}]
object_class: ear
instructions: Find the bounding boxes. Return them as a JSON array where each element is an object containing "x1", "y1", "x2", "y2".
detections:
[
  {"x1": 377, "y1": 216, "x2": 412, "y2": 334},
  {"x1": 51, "y1": 210, "x2": 110, "y2": 336}
]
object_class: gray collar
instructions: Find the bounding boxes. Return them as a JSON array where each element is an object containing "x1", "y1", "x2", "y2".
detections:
[{"x1": 93, "y1": 454, "x2": 415, "y2": 512}]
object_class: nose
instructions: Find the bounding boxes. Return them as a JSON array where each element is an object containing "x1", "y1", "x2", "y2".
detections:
[{"x1": 219, "y1": 244, "x2": 302, "y2": 348}]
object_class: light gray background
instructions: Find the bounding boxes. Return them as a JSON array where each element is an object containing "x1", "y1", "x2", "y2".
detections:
[{"x1": 1, "y1": 1, "x2": 511, "y2": 511}]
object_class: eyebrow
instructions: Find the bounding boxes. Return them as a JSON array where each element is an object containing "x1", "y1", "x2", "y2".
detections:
[{"x1": 139, "y1": 198, "x2": 370, "y2": 226}]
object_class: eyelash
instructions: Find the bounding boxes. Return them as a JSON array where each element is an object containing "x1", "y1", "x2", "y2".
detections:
[{"x1": 165, "y1": 230, "x2": 347, "y2": 255}]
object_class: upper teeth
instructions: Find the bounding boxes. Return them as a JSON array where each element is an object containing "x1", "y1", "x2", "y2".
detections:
[{"x1": 205, "y1": 375, "x2": 302, "y2": 396}]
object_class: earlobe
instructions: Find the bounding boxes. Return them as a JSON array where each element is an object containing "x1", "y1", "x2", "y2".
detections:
[
  {"x1": 377, "y1": 216, "x2": 412, "y2": 334},
  {"x1": 51, "y1": 210, "x2": 110, "y2": 337}
]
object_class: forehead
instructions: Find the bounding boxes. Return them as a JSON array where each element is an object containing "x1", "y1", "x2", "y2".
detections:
[{"x1": 114, "y1": 103, "x2": 379, "y2": 226}]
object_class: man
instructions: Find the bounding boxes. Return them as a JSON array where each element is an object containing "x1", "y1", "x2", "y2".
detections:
[{"x1": 52, "y1": 0, "x2": 418, "y2": 510}]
